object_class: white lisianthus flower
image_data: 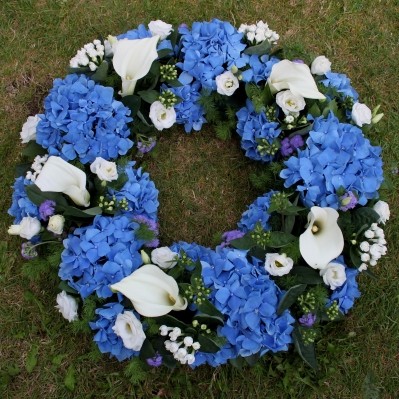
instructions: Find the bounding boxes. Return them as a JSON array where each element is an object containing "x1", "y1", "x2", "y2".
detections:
[
  {"x1": 20, "y1": 115, "x2": 40, "y2": 143},
  {"x1": 110, "y1": 264, "x2": 187, "y2": 317},
  {"x1": 268, "y1": 59, "x2": 325, "y2": 100},
  {"x1": 55, "y1": 291, "x2": 78, "y2": 322},
  {"x1": 35, "y1": 156, "x2": 90, "y2": 207},
  {"x1": 151, "y1": 247, "x2": 178, "y2": 269},
  {"x1": 148, "y1": 20, "x2": 173, "y2": 40},
  {"x1": 112, "y1": 311, "x2": 146, "y2": 351},
  {"x1": 113, "y1": 36, "x2": 160, "y2": 97},
  {"x1": 215, "y1": 71, "x2": 240, "y2": 96},
  {"x1": 47, "y1": 215, "x2": 65, "y2": 235},
  {"x1": 299, "y1": 207, "x2": 344, "y2": 269},
  {"x1": 8, "y1": 216, "x2": 41, "y2": 240},
  {"x1": 264, "y1": 253, "x2": 294, "y2": 276},
  {"x1": 351, "y1": 102, "x2": 372, "y2": 127},
  {"x1": 373, "y1": 200, "x2": 390, "y2": 224},
  {"x1": 275, "y1": 90, "x2": 306, "y2": 116},
  {"x1": 90, "y1": 157, "x2": 118, "y2": 182},
  {"x1": 320, "y1": 262, "x2": 346, "y2": 290},
  {"x1": 149, "y1": 101, "x2": 176, "y2": 131},
  {"x1": 310, "y1": 56, "x2": 332, "y2": 76}
]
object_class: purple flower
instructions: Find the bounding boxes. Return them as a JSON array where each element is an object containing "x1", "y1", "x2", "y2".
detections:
[
  {"x1": 281, "y1": 135, "x2": 304, "y2": 157},
  {"x1": 220, "y1": 230, "x2": 245, "y2": 248},
  {"x1": 137, "y1": 138, "x2": 156, "y2": 154},
  {"x1": 39, "y1": 199, "x2": 56, "y2": 221},
  {"x1": 339, "y1": 191, "x2": 358, "y2": 211},
  {"x1": 290, "y1": 135, "x2": 304, "y2": 149},
  {"x1": 292, "y1": 59, "x2": 305, "y2": 64},
  {"x1": 146, "y1": 353, "x2": 163, "y2": 367},
  {"x1": 133, "y1": 215, "x2": 159, "y2": 248},
  {"x1": 21, "y1": 242, "x2": 38, "y2": 260},
  {"x1": 299, "y1": 313, "x2": 316, "y2": 327}
]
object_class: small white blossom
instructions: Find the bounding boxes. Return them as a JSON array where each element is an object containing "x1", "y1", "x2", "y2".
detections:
[
  {"x1": 20, "y1": 115, "x2": 40, "y2": 143},
  {"x1": 364, "y1": 230, "x2": 374, "y2": 239},
  {"x1": 215, "y1": 71, "x2": 240, "y2": 96},
  {"x1": 192, "y1": 342, "x2": 201, "y2": 350},
  {"x1": 276, "y1": 90, "x2": 306, "y2": 117},
  {"x1": 149, "y1": 101, "x2": 176, "y2": 131},
  {"x1": 151, "y1": 247, "x2": 178, "y2": 269},
  {"x1": 360, "y1": 252, "x2": 370, "y2": 262},
  {"x1": 264, "y1": 253, "x2": 294, "y2": 276},
  {"x1": 148, "y1": 20, "x2": 173, "y2": 40},
  {"x1": 47, "y1": 215, "x2": 65, "y2": 235},
  {"x1": 8, "y1": 216, "x2": 41, "y2": 240},
  {"x1": 360, "y1": 241, "x2": 370, "y2": 252},
  {"x1": 310, "y1": 56, "x2": 332, "y2": 75},
  {"x1": 70, "y1": 40, "x2": 105, "y2": 70},
  {"x1": 320, "y1": 262, "x2": 346, "y2": 290},
  {"x1": 112, "y1": 311, "x2": 146, "y2": 351},
  {"x1": 90, "y1": 157, "x2": 118, "y2": 182},
  {"x1": 373, "y1": 200, "x2": 390, "y2": 224},
  {"x1": 183, "y1": 336, "x2": 193, "y2": 347},
  {"x1": 352, "y1": 102, "x2": 372, "y2": 127},
  {"x1": 55, "y1": 291, "x2": 78, "y2": 322}
]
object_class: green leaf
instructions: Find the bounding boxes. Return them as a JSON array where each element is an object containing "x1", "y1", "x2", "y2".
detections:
[
  {"x1": 156, "y1": 314, "x2": 188, "y2": 330},
  {"x1": 230, "y1": 235, "x2": 255, "y2": 250},
  {"x1": 139, "y1": 339, "x2": 156, "y2": 361},
  {"x1": 120, "y1": 95, "x2": 141, "y2": 117},
  {"x1": 308, "y1": 102, "x2": 321, "y2": 117},
  {"x1": 157, "y1": 48, "x2": 173, "y2": 58},
  {"x1": 352, "y1": 207, "x2": 380, "y2": 231},
  {"x1": 293, "y1": 328, "x2": 318, "y2": 370},
  {"x1": 244, "y1": 353, "x2": 260, "y2": 366},
  {"x1": 63, "y1": 206, "x2": 102, "y2": 218},
  {"x1": 64, "y1": 365, "x2": 76, "y2": 391},
  {"x1": 22, "y1": 141, "x2": 48, "y2": 158},
  {"x1": 58, "y1": 281, "x2": 78, "y2": 295},
  {"x1": 137, "y1": 89, "x2": 160, "y2": 104},
  {"x1": 290, "y1": 266, "x2": 323, "y2": 284},
  {"x1": 322, "y1": 99, "x2": 338, "y2": 117},
  {"x1": 197, "y1": 334, "x2": 226, "y2": 353},
  {"x1": 196, "y1": 298, "x2": 224, "y2": 322},
  {"x1": 229, "y1": 356, "x2": 246, "y2": 369},
  {"x1": 248, "y1": 246, "x2": 267, "y2": 260},
  {"x1": 25, "y1": 184, "x2": 68, "y2": 207},
  {"x1": 25, "y1": 344, "x2": 39, "y2": 373},
  {"x1": 283, "y1": 214, "x2": 296, "y2": 234},
  {"x1": 243, "y1": 41, "x2": 272, "y2": 56},
  {"x1": 277, "y1": 284, "x2": 307, "y2": 315},
  {"x1": 268, "y1": 231, "x2": 296, "y2": 248},
  {"x1": 349, "y1": 246, "x2": 362, "y2": 267},
  {"x1": 191, "y1": 259, "x2": 203, "y2": 282},
  {"x1": 91, "y1": 60, "x2": 109, "y2": 83}
]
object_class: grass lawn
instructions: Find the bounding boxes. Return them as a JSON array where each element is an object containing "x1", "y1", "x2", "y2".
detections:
[{"x1": 1, "y1": 1, "x2": 398, "y2": 398}]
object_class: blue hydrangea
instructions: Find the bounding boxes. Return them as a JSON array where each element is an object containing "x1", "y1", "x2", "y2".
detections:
[
  {"x1": 170, "y1": 242, "x2": 295, "y2": 367},
  {"x1": 241, "y1": 54, "x2": 280, "y2": 84},
  {"x1": 177, "y1": 19, "x2": 247, "y2": 90},
  {"x1": 236, "y1": 99, "x2": 281, "y2": 162},
  {"x1": 329, "y1": 267, "x2": 361, "y2": 314},
  {"x1": 89, "y1": 302, "x2": 140, "y2": 361},
  {"x1": 280, "y1": 113, "x2": 383, "y2": 208},
  {"x1": 36, "y1": 74, "x2": 133, "y2": 164},
  {"x1": 238, "y1": 191, "x2": 276, "y2": 233},
  {"x1": 321, "y1": 72, "x2": 359, "y2": 101},
  {"x1": 8, "y1": 176, "x2": 40, "y2": 223},
  {"x1": 108, "y1": 161, "x2": 159, "y2": 220},
  {"x1": 117, "y1": 24, "x2": 152, "y2": 40},
  {"x1": 163, "y1": 72, "x2": 206, "y2": 133},
  {"x1": 59, "y1": 215, "x2": 143, "y2": 299}
]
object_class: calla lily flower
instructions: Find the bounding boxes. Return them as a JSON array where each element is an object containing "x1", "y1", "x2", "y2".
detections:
[
  {"x1": 110, "y1": 264, "x2": 187, "y2": 317},
  {"x1": 113, "y1": 36, "x2": 160, "y2": 96},
  {"x1": 299, "y1": 207, "x2": 344, "y2": 269},
  {"x1": 267, "y1": 59, "x2": 326, "y2": 100},
  {"x1": 35, "y1": 156, "x2": 90, "y2": 207}
]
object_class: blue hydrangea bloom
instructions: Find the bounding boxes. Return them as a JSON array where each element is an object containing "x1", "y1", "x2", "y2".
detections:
[
  {"x1": 329, "y1": 267, "x2": 361, "y2": 314},
  {"x1": 241, "y1": 54, "x2": 280, "y2": 84},
  {"x1": 238, "y1": 191, "x2": 276, "y2": 232},
  {"x1": 163, "y1": 73, "x2": 206, "y2": 133},
  {"x1": 321, "y1": 72, "x2": 359, "y2": 101},
  {"x1": 59, "y1": 215, "x2": 143, "y2": 299},
  {"x1": 177, "y1": 19, "x2": 247, "y2": 90},
  {"x1": 170, "y1": 242, "x2": 295, "y2": 367},
  {"x1": 236, "y1": 99, "x2": 281, "y2": 162},
  {"x1": 108, "y1": 161, "x2": 159, "y2": 220},
  {"x1": 89, "y1": 302, "x2": 140, "y2": 361},
  {"x1": 280, "y1": 113, "x2": 383, "y2": 208},
  {"x1": 8, "y1": 177, "x2": 40, "y2": 223},
  {"x1": 117, "y1": 24, "x2": 152, "y2": 40},
  {"x1": 36, "y1": 74, "x2": 133, "y2": 164}
]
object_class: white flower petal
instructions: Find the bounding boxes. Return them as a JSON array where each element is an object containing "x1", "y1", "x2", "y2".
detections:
[
  {"x1": 35, "y1": 156, "x2": 90, "y2": 207},
  {"x1": 299, "y1": 207, "x2": 344, "y2": 269}
]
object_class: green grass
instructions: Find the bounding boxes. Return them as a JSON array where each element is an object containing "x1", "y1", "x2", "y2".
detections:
[{"x1": 1, "y1": 0, "x2": 399, "y2": 398}]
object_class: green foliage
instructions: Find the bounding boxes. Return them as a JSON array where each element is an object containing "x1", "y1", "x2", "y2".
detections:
[
  {"x1": 293, "y1": 328, "x2": 318, "y2": 370},
  {"x1": 277, "y1": 284, "x2": 307, "y2": 315},
  {"x1": 64, "y1": 364, "x2": 76, "y2": 391},
  {"x1": 25, "y1": 344, "x2": 39, "y2": 373},
  {"x1": 124, "y1": 357, "x2": 147, "y2": 385}
]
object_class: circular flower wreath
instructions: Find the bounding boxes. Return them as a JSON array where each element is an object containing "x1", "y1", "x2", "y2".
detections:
[{"x1": 8, "y1": 19, "x2": 389, "y2": 370}]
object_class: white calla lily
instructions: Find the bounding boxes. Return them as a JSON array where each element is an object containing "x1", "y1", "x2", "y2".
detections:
[
  {"x1": 299, "y1": 207, "x2": 344, "y2": 269},
  {"x1": 110, "y1": 264, "x2": 187, "y2": 317},
  {"x1": 267, "y1": 59, "x2": 326, "y2": 100},
  {"x1": 113, "y1": 36, "x2": 160, "y2": 97},
  {"x1": 35, "y1": 156, "x2": 90, "y2": 207}
]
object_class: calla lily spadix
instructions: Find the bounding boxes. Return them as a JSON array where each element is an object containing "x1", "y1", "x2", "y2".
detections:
[
  {"x1": 113, "y1": 36, "x2": 160, "y2": 97},
  {"x1": 110, "y1": 264, "x2": 188, "y2": 317},
  {"x1": 267, "y1": 59, "x2": 326, "y2": 100},
  {"x1": 299, "y1": 206, "x2": 344, "y2": 270},
  {"x1": 35, "y1": 156, "x2": 90, "y2": 207}
]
